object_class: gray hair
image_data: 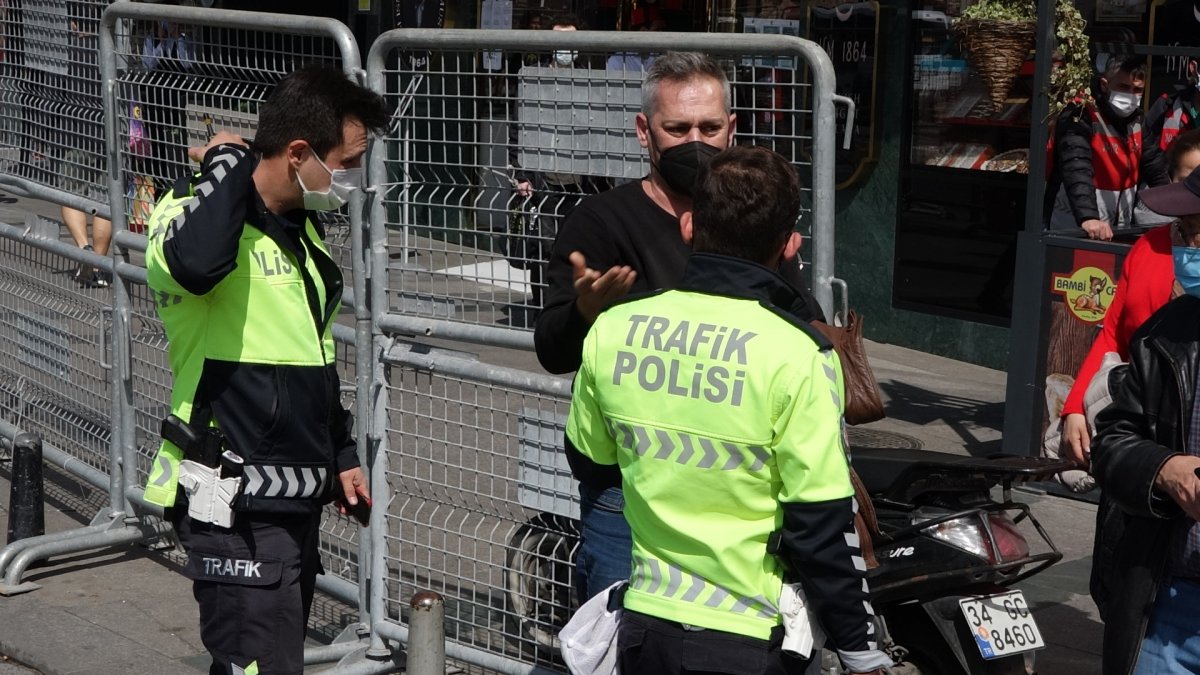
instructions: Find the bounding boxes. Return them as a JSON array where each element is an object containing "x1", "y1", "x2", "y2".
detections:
[{"x1": 641, "y1": 52, "x2": 731, "y2": 118}]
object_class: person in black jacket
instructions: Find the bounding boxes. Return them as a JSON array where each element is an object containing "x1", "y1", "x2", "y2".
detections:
[
  {"x1": 1047, "y1": 56, "x2": 1170, "y2": 240},
  {"x1": 534, "y1": 51, "x2": 824, "y2": 602},
  {"x1": 1092, "y1": 167, "x2": 1200, "y2": 675}
]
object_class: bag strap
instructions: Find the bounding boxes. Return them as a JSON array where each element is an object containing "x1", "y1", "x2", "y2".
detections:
[{"x1": 849, "y1": 468, "x2": 879, "y2": 570}]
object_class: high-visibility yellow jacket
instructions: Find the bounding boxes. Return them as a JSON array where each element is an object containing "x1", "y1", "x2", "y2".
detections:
[
  {"x1": 568, "y1": 253, "x2": 879, "y2": 656},
  {"x1": 142, "y1": 144, "x2": 356, "y2": 514}
]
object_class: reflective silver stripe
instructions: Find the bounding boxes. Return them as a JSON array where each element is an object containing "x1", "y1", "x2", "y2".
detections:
[
  {"x1": 631, "y1": 557, "x2": 779, "y2": 619},
  {"x1": 682, "y1": 572, "x2": 705, "y2": 602},
  {"x1": 721, "y1": 442, "x2": 742, "y2": 471},
  {"x1": 823, "y1": 354, "x2": 842, "y2": 410},
  {"x1": 152, "y1": 455, "x2": 174, "y2": 487},
  {"x1": 678, "y1": 433, "x2": 696, "y2": 464},
  {"x1": 705, "y1": 587, "x2": 730, "y2": 608},
  {"x1": 632, "y1": 424, "x2": 651, "y2": 456},
  {"x1": 605, "y1": 417, "x2": 772, "y2": 474},
  {"x1": 654, "y1": 429, "x2": 675, "y2": 460},
  {"x1": 645, "y1": 558, "x2": 664, "y2": 594},
  {"x1": 262, "y1": 466, "x2": 283, "y2": 497},
  {"x1": 697, "y1": 437, "x2": 719, "y2": 469},
  {"x1": 752, "y1": 595, "x2": 775, "y2": 619},
  {"x1": 665, "y1": 562, "x2": 683, "y2": 597},
  {"x1": 822, "y1": 363, "x2": 837, "y2": 382},
  {"x1": 242, "y1": 465, "x2": 329, "y2": 499},
  {"x1": 746, "y1": 446, "x2": 769, "y2": 472}
]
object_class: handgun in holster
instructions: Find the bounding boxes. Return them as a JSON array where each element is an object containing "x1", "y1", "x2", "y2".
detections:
[
  {"x1": 161, "y1": 414, "x2": 244, "y2": 527},
  {"x1": 161, "y1": 414, "x2": 226, "y2": 468}
]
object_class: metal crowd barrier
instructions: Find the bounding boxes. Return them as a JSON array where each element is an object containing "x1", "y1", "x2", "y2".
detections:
[
  {"x1": 0, "y1": 7, "x2": 842, "y2": 674},
  {"x1": 363, "y1": 28, "x2": 841, "y2": 674}
]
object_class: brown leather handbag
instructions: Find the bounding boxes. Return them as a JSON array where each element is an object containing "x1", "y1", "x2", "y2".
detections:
[{"x1": 812, "y1": 311, "x2": 886, "y2": 426}]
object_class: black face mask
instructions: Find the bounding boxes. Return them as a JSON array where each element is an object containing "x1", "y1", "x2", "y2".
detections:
[{"x1": 655, "y1": 140, "x2": 722, "y2": 197}]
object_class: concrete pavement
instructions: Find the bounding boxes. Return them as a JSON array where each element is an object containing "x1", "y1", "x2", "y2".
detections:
[{"x1": 0, "y1": 188, "x2": 1103, "y2": 674}]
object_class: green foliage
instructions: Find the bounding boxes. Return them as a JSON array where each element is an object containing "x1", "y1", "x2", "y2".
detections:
[
  {"x1": 1048, "y1": 0, "x2": 1091, "y2": 118},
  {"x1": 959, "y1": 0, "x2": 1036, "y2": 22},
  {"x1": 955, "y1": 0, "x2": 1091, "y2": 119}
]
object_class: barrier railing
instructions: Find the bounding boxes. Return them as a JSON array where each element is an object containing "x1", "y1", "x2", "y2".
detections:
[
  {"x1": 0, "y1": 9, "x2": 841, "y2": 675},
  {"x1": 364, "y1": 28, "x2": 841, "y2": 673}
]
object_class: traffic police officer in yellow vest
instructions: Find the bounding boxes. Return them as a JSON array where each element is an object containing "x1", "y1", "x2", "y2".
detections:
[
  {"x1": 142, "y1": 66, "x2": 389, "y2": 675},
  {"x1": 568, "y1": 146, "x2": 892, "y2": 674}
]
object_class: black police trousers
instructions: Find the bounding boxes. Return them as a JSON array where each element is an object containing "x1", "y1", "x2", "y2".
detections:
[
  {"x1": 617, "y1": 609, "x2": 811, "y2": 675},
  {"x1": 172, "y1": 505, "x2": 322, "y2": 675}
]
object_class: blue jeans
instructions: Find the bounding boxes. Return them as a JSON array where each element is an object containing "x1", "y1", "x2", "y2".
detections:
[
  {"x1": 1133, "y1": 578, "x2": 1200, "y2": 674},
  {"x1": 575, "y1": 484, "x2": 633, "y2": 601}
]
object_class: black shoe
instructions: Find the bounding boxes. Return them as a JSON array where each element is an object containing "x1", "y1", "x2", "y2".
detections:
[{"x1": 74, "y1": 245, "x2": 94, "y2": 284}]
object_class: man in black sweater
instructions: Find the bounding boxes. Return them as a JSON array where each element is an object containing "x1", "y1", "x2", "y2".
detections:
[{"x1": 534, "y1": 51, "x2": 823, "y2": 601}]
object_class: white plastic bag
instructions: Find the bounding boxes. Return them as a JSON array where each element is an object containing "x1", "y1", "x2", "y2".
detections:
[{"x1": 559, "y1": 581, "x2": 625, "y2": 675}]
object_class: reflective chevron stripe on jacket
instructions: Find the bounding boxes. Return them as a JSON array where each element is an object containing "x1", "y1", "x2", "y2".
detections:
[{"x1": 242, "y1": 466, "x2": 331, "y2": 500}]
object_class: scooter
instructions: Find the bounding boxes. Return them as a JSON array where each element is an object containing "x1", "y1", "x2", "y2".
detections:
[
  {"x1": 504, "y1": 447, "x2": 1073, "y2": 674},
  {"x1": 835, "y1": 448, "x2": 1074, "y2": 675}
]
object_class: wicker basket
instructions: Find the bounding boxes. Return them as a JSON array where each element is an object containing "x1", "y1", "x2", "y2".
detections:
[{"x1": 954, "y1": 18, "x2": 1035, "y2": 113}]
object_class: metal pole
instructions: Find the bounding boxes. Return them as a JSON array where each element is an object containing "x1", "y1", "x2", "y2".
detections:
[
  {"x1": 1002, "y1": 0, "x2": 1057, "y2": 456},
  {"x1": 4, "y1": 433, "x2": 44, "y2": 545},
  {"x1": 344, "y1": 61, "x2": 375, "y2": 638},
  {"x1": 404, "y1": 591, "x2": 446, "y2": 675},
  {"x1": 377, "y1": 313, "x2": 535, "y2": 351},
  {"x1": 366, "y1": 42, "x2": 394, "y2": 659},
  {"x1": 99, "y1": 0, "x2": 131, "y2": 518}
]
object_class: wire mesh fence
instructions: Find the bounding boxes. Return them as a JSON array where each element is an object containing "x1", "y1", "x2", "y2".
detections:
[
  {"x1": 382, "y1": 359, "x2": 575, "y2": 667},
  {"x1": 374, "y1": 35, "x2": 820, "y2": 335},
  {"x1": 105, "y1": 13, "x2": 349, "y2": 234},
  {"x1": 0, "y1": 0, "x2": 111, "y2": 211},
  {"x1": 363, "y1": 30, "x2": 838, "y2": 672},
  {"x1": 0, "y1": 9, "x2": 841, "y2": 673},
  {"x1": 0, "y1": 236, "x2": 112, "y2": 475}
]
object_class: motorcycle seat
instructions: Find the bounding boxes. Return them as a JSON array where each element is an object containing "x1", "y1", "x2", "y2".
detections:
[
  {"x1": 850, "y1": 447, "x2": 1074, "y2": 500},
  {"x1": 850, "y1": 447, "x2": 973, "y2": 496}
]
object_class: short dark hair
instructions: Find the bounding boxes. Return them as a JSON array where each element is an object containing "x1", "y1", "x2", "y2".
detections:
[
  {"x1": 254, "y1": 65, "x2": 390, "y2": 159},
  {"x1": 1102, "y1": 54, "x2": 1146, "y2": 82},
  {"x1": 1168, "y1": 128, "x2": 1200, "y2": 178},
  {"x1": 691, "y1": 145, "x2": 801, "y2": 264}
]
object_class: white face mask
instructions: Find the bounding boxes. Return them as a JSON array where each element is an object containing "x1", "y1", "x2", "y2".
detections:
[
  {"x1": 1107, "y1": 90, "x2": 1142, "y2": 118},
  {"x1": 553, "y1": 50, "x2": 576, "y2": 67},
  {"x1": 298, "y1": 152, "x2": 363, "y2": 211}
]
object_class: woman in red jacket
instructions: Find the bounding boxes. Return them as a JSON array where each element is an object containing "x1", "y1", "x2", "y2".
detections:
[{"x1": 1062, "y1": 129, "x2": 1200, "y2": 464}]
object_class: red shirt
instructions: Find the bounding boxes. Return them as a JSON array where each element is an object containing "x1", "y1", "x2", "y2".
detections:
[{"x1": 1062, "y1": 224, "x2": 1176, "y2": 417}]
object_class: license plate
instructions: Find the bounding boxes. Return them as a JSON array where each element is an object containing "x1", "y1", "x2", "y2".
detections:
[{"x1": 958, "y1": 591, "x2": 1044, "y2": 659}]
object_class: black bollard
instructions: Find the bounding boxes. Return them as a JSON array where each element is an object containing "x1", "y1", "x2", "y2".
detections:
[{"x1": 6, "y1": 433, "x2": 45, "y2": 545}]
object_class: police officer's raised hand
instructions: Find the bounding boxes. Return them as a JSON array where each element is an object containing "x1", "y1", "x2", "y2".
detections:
[
  {"x1": 1155, "y1": 454, "x2": 1200, "y2": 521},
  {"x1": 571, "y1": 251, "x2": 636, "y2": 324},
  {"x1": 1081, "y1": 219, "x2": 1114, "y2": 241},
  {"x1": 188, "y1": 131, "x2": 249, "y2": 164}
]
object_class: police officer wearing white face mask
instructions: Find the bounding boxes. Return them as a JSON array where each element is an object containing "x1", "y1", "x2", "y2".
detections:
[
  {"x1": 142, "y1": 66, "x2": 389, "y2": 675},
  {"x1": 1047, "y1": 55, "x2": 1170, "y2": 240}
]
